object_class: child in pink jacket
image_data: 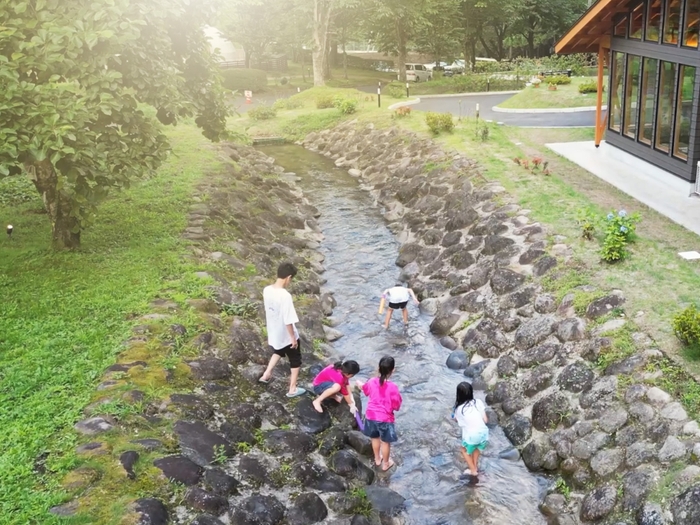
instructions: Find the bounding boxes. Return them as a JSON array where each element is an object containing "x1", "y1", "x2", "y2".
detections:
[{"x1": 355, "y1": 356, "x2": 402, "y2": 471}]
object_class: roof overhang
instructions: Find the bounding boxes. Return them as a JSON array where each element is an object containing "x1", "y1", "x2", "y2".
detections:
[{"x1": 555, "y1": 0, "x2": 628, "y2": 53}]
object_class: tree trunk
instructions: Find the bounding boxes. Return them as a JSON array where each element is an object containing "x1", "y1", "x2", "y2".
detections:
[
  {"x1": 312, "y1": 0, "x2": 333, "y2": 87},
  {"x1": 245, "y1": 49, "x2": 251, "y2": 68},
  {"x1": 28, "y1": 160, "x2": 81, "y2": 250},
  {"x1": 343, "y1": 42, "x2": 348, "y2": 80},
  {"x1": 396, "y1": 19, "x2": 408, "y2": 82}
]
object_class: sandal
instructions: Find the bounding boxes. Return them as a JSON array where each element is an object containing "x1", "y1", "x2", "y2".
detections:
[
  {"x1": 258, "y1": 376, "x2": 270, "y2": 384},
  {"x1": 286, "y1": 387, "x2": 307, "y2": 398},
  {"x1": 382, "y1": 459, "x2": 395, "y2": 472}
]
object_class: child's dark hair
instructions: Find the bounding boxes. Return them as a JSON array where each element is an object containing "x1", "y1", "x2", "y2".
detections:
[
  {"x1": 333, "y1": 360, "x2": 360, "y2": 376},
  {"x1": 454, "y1": 382, "x2": 475, "y2": 413},
  {"x1": 378, "y1": 356, "x2": 395, "y2": 386},
  {"x1": 277, "y1": 262, "x2": 298, "y2": 279}
]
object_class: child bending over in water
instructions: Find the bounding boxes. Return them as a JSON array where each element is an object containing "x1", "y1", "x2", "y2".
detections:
[
  {"x1": 312, "y1": 360, "x2": 360, "y2": 414},
  {"x1": 452, "y1": 381, "x2": 488, "y2": 481},
  {"x1": 381, "y1": 283, "x2": 419, "y2": 329},
  {"x1": 356, "y1": 356, "x2": 402, "y2": 471}
]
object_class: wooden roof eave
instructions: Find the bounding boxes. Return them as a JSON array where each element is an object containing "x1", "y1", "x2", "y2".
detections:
[{"x1": 555, "y1": 0, "x2": 624, "y2": 54}]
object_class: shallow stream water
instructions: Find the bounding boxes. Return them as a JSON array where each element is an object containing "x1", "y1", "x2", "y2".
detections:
[{"x1": 260, "y1": 144, "x2": 548, "y2": 525}]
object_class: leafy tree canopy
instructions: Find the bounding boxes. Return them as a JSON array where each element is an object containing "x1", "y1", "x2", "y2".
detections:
[{"x1": 0, "y1": 0, "x2": 230, "y2": 249}]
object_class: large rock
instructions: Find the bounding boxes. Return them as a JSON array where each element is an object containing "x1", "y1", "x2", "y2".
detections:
[
  {"x1": 557, "y1": 361, "x2": 595, "y2": 393},
  {"x1": 446, "y1": 350, "x2": 469, "y2": 370},
  {"x1": 173, "y1": 421, "x2": 233, "y2": 467},
  {"x1": 293, "y1": 461, "x2": 346, "y2": 492},
  {"x1": 204, "y1": 468, "x2": 239, "y2": 496},
  {"x1": 287, "y1": 493, "x2": 328, "y2": 525},
  {"x1": 590, "y1": 448, "x2": 625, "y2": 478},
  {"x1": 185, "y1": 487, "x2": 229, "y2": 515},
  {"x1": 482, "y1": 235, "x2": 515, "y2": 255},
  {"x1": 329, "y1": 450, "x2": 375, "y2": 485},
  {"x1": 318, "y1": 428, "x2": 347, "y2": 457},
  {"x1": 230, "y1": 494, "x2": 286, "y2": 525},
  {"x1": 533, "y1": 256, "x2": 557, "y2": 277},
  {"x1": 132, "y1": 499, "x2": 169, "y2": 525},
  {"x1": 532, "y1": 393, "x2": 570, "y2": 432},
  {"x1": 497, "y1": 355, "x2": 518, "y2": 377},
  {"x1": 556, "y1": 318, "x2": 587, "y2": 342},
  {"x1": 626, "y1": 441, "x2": 657, "y2": 468},
  {"x1": 190, "y1": 515, "x2": 225, "y2": 525},
  {"x1": 296, "y1": 398, "x2": 332, "y2": 434},
  {"x1": 74, "y1": 417, "x2": 114, "y2": 436},
  {"x1": 490, "y1": 269, "x2": 526, "y2": 295},
  {"x1": 187, "y1": 358, "x2": 230, "y2": 380},
  {"x1": 660, "y1": 402, "x2": 688, "y2": 421},
  {"x1": 523, "y1": 365, "x2": 554, "y2": 397},
  {"x1": 572, "y1": 431, "x2": 610, "y2": 460},
  {"x1": 586, "y1": 291, "x2": 625, "y2": 319},
  {"x1": 264, "y1": 430, "x2": 316, "y2": 455},
  {"x1": 396, "y1": 243, "x2": 423, "y2": 267},
  {"x1": 503, "y1": 414, "x2": 533, "y2": 447},
  {"x1": 622, "y1": 467, "x2": 654, "y2": 512},
  {"x1": 514, "y1": 317, "x2": 557, "y2": 350},
  {"x1": 580, "y1": 485, "x2": 617, "y2": 521},
  {"x1": 671, "y1": 484, "x2": 700, "y2": 525},
  {"x1": 347, "y1": 431, "x2": 373, "y2": 457},
  {"x1": 598, "y1": 406, "x2": 629, "y2": 433},
  {"x1": 153, "y1": 455, "x2": 203, "y2": 486},
  {"x1": 522, "y1": 438, "x2": 558, "y2": 471},
  {"x1": 637, "y1": 502, "x2": 667, "y2": 525},
  {"x1": 516, "y1": 342, "x2": 559, "y2": 368},
  {"x1": 365, "y1": 485, "x2": 406, "y2": 518},
  {"x1": 658, "y1": 435, "x2": 687, "y2": 463},
  {"x1": 429, "y1": 312, "x2": 460, "y2": 336}
]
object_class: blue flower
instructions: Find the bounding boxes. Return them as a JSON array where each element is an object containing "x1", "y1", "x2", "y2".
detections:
[
  {"x1": 620, "y1": 226, "x2": 628, "y2": 233},
  {"x1": 607, "y1": 213, "x2": 614, "y2": 220},
  {"x1": 618, "y1": 210, "x2": 627, "y2": 217}
]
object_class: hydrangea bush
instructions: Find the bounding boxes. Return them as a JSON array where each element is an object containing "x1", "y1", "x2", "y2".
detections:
[{"x1": 600, "y1": 209, "x2": 641, "y2": 262}]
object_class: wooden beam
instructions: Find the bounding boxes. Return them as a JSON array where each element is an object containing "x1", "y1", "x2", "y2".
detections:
[
  {"x1": 595, "y1": 44, "x2": 607, "y2": 147},
  {"x1": 555, "y1": 0, "x2": 616, "y2": 54}
]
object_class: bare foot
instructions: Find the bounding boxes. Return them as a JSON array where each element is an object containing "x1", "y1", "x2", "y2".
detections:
[
  {"x1": 312, "y1": 400, "x2": 324, "y2": 413},
  {"x1": 382, "y1": 459, "x2": 395, "y2": 472},
  {"x1": 374, "y1": 456, "x2": 382, "y2": 466}
]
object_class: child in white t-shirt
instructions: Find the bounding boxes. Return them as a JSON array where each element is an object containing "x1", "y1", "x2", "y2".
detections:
[
  {"x1": 452, "y1": 381, "x2": 488, "y2": 480},
  {"x1": 381, "y1": 283, "x2": 419, "y2": 329}
]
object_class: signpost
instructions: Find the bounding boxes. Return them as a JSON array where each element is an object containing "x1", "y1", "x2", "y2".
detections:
[{"x1": 244, "y1": 90, "x2": 252, "y2": 104}]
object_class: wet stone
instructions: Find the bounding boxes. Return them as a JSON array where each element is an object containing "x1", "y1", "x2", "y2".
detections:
[
  {"x1": 439, "y1": 336, "x2": 458, "y2": 350},
  {"x1": 74, "y1": 416, "x2": 114, "y2": 436},
  {"x1": 514, "y1": 317, "x2": 557, "y2": 350},
  {"x1": 503, "y1": 414, "x2": 533, "y2": 447},
  {"x1": 185, "y1": 487, "x2": 229, "y2": 515},
  {"x1": 132, "y1": 498, "x2": 169, "y2": 525},
  {"x1": 264, "y1": 430, "x2": 316, "y2": 455},
  {"x1": 190, "y1": 515, "x2": 225, "y2": 525},
  {"x1": 622, "y1": 467, "x2": 654, "y2": 512},
  {"x1": 293, "y1": 461, "x2": 346, "y2": 492},
  {"x1": 446, "y1": 350, "x2": 469, "y2": 370},
  {"x1": 230, "y1": 493, "x2": 286, "y2": 525},
  {"x1": 347, "y1": 431, "x2": 373, "y2": 458},
  {"x1": 626, "y1": 441, "x2": 657, "y2": 468},
  {"x1": 463, "y1": 359, "x2": 490, "y2": 378},
  {"x1": 287, "y1": 492, "x2": 328, "y2": 525},
  {"x1": 204, "y1": 467, "x2": 239, "y2": 496},
  {"x1": 174, "y1": 420, "x2": 233, "y2": 467},
  {"x1": 187, "y1": 358, "x2": 230, "y2": 380},
  {"x1": 497, "y1": 355, "x2": 518, "y2": 377},
  {"x1": 330, "y1": 449, "x2": 374, "y2": 485},
  {"x1": 297, "y1": 398, "x2": 332, "y2": 434},
  {"x1": 119, "y1": 451, "x2": 139, "y2": 480},
  {"x1": 153, "y1": 455, "x2": 203, "y2": 486},
  {"x1": 557, "y1": 361, "x2": 595, "y2": 393},
  {"x1": 580, "y1": 485, "x2": 617, "y2": 522},
  {"x1": 365, "y1": 485, "x2": 406, "y2": 518},
  {"x1": 671, "y1": 484, "x2": 700, "y2": 525}
]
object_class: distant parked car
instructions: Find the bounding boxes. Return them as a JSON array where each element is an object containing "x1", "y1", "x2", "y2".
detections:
[
  {"x1": 402, "y1": 63, "x2": 432, "y2": 82},
  {"x1": 424, "y1": 61, "x2": 447, "y2": 71},
  {"x1": 444, "y1": 60, "x2": 466, "y2": 75}
]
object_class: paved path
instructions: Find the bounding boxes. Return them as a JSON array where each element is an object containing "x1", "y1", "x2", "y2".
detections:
[{"x1": 409, "y1": 93, "x2": 595, "y2": 127}]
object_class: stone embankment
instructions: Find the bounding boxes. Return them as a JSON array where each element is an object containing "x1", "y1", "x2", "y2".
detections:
[
  {"x1": 303, "y1": 121, "x2": 700, "y2": 525},
  {"x1": 51, "y1": 144, "x2": 403, "y2": 524}
]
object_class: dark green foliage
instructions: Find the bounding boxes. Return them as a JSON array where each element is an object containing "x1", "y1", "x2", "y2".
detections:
[
  {"x1": 425, "y1": 112, "x2": 455, "y2": 134},
  {"x1": 221, "y1": 68, "x2": 268, "y2": 93}
]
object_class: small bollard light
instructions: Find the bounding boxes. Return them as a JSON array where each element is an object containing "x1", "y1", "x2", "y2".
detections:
[
  {"x1": 7, "y1": 224, "x2": 13, "y2": 239},
  {"x1": 377, "y1": 81, "x2": 382, "y2": 108},
  {"x1": 476, "y1": 103, "x2": 480, "y2": 121},
  {"x1": 406, "y1": 82, "x2": 410, "y2": 98}
]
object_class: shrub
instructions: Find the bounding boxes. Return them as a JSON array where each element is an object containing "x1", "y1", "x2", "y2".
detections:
[
  {"x1": 333, "y1": 97, "x2": 358, "y2": 114},
  {"x1": 579, "y1": 80, "x2": 600, "y2": 94},
  {"x1": 386, "y1": 84, "x2": 406, "y2": 98},
  {"x1": 577, "y1": 210, "x2": 598, "y2": 240},
  {"x1": 316, "y1": 95, "x2": 336, "y2": 109},
  {"x1": 600, "y1": 209, "x2": 641, "y2": 262},
  {"x1": 425, "y1": 112, "x2": 454, "y2": 134},
  {"x1": 673, "y1": 304, "x2": 700, "y2": 348},
  {"x1": 475, "y1": 121, "x2": 489, "y2": 141},
  {"x1": 272, "y1": 98, "x2": 304, "y2": 110},
  {"x1": 546, "y1": 75, "x2": 572, "y2": 85},
  {"x1": 220, "y1": 68, "x2": 267, "y2": 93},
  {"x1": 0, "y1": 176, "x2": 40, "y2": 206},
  {"x1": 393, "y1": 106, "x2": 412, "y2": 118},
  {"x1": 247, "y1": 105, "x2": 277, "y2": 121}
]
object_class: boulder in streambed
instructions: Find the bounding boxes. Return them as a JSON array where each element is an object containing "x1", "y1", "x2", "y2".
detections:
[{"x1": 446, "y1": 350, "x2": 469, "y2": 370}]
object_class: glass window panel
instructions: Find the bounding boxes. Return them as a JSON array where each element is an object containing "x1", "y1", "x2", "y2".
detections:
[
  {"x1": 630, "y1": 2, "x2": 645, "y2": 38},
  {"x1": 683, "y1": 0, "x2": 700, "y2": 47},
  {"x1": 610, "y1": 52, "x2": 625, "y2": 133},
  {"x1": 639, "y1": 58, "x2": 658, "y2": 145},
  {"x1": 625, "y1": 55, "x2": 642, "y2": 138},
  {"x1": 664, "y1": 0, "x2": 681, "y2": 43},
  {"x1": 615, "y1": 15, "x2": 628, "y2": 36},
  {"x1": 655, "y1": 61, "x2": 676, "y2": 152},
  {"x1": 674, "y1": 65, "x2": 695, "y2": 159},
  {"x1": 646, "y1": 0, "x2": 662, "y2": 41}
]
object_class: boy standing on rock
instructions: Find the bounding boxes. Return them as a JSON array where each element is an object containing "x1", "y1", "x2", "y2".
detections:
[
  {"x1": 380, "y1": 283, "x2": 419, "y2": 329},
  {"x1": 259, "y1": 262, "x2": 306, "y2": 398}
]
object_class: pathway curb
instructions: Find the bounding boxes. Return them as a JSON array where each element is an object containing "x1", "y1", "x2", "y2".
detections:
[{"x1": 492, "y1": 105, "x2": 607, "y2": 114}]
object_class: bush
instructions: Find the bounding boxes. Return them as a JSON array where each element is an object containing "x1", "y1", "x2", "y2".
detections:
[
  {"x1": 316, "y1": 95, "x2": 336, "y2": 109},
  {"x1": 393, "y1": 106, "x2": 412, "y2": 118},
  {"x1": 386, "y1": 84, "x2": 406, "y2": 98},
  {"x1": 579, "y1": 80, "x2": 599, "y2": 94},
  {"x1": 0, "y1": 176, "x2": 39, "y2": 206},
  {"x1": 272, "y1": 98, "x2": 304, "y2": 111},
  {"x1": 546, "y1": 75, "x2": 572, "y2": 85},
  {"x1": 577, "y1": 210, "x2": 598, "y2": 240},
  {"x1": 475, "y1": 121, "x2": 489, "y2": 141},
  {"x1": 247, "y1": 105, "x2": 277, "y2": 121},
  {"x1": 600, "y1": 209, "x2": 641, "y2": 262},
  {"x1": 333, "y1": 97, "x2": 358, "y2": 114},
  {"x1": 673, "y1": 304, "x2": 700, "y2": 348},
  {"x1": 472, "y1": 53, "x2": 596, "y2": 76},
  {"x1": 220, "y1": 68, "x2": 267, "y2": 93},
  {"x1": 425, "y1": 112, "x2": 454, "y2": 134}
]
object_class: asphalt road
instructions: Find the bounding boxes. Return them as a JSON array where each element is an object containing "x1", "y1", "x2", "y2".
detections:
[{"x1": 410, "y1": 93, "x2": 595, "y2": 127}]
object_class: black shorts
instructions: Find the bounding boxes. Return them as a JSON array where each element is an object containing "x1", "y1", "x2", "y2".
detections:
[
  {"x1": 273, "y1": 340, "x2": 302, "y2": 368},
  {"x1": 389, "y1": 301, "x2": 408, "y2": 310}
]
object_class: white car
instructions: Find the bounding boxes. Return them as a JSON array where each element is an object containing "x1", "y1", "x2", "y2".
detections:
[
  {"x1": 424, "y1": 61, "x2": 448, "y2": 71},
  {"x1": 402, "y1": 63, "x2": 432, "y2": 82}
]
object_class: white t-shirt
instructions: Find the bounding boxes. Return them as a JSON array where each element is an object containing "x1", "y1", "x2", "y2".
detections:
[
  {"x1": 454, "y1": 399, "x2": 489, "y2": 445},
  {"x1": 263, "y1": 285, "x2": 299, "y2": 350},
  {"x1": 386, "y1": 286, "x2": 410, "y2": 304}
]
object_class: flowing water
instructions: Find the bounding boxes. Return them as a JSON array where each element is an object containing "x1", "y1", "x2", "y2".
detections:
[{"x1": 260, "y1": 144, "x2": 548, "y2": 525}]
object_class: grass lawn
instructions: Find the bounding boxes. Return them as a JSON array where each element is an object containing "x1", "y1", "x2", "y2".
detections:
[
  {"x1": 235, "y1": 86, "x2": 700, "y2": 389},
  {"x1": 0, "y1": 123, "x2": 219, "y2": 524},
  {"x1": 497, "y1": 76, "x2": 605, "y2": 109}
]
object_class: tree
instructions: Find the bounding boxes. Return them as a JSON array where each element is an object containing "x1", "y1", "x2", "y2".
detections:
[
  {"x1": 332, "y1": 1, "x2": 365, "y2": 79},
  {"x1": 415, "y1": 0, "x2": 461, "y2": 65},
  {"x1": 0, "y1": 0, "x2": 229, "y2": 249},
  {"x1": 221, "y1": 0, "x2": 286, "y2": 68}
]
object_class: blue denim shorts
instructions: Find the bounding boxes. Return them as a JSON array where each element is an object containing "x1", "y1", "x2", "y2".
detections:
[
  {"x1": 313, "y1": 381, "x2": 337, "y2": 396},
  {"x1": 363, "y1": 419, "x2": 398, "y2": 443}
]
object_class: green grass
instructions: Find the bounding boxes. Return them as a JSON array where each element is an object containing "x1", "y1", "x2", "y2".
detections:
[
  {"x1": 0, "y1": 123, "x2": 219, "y2": 524},
  {"x1": 265, "y1": 62, "x2": 396, "y2": 90},
  {"x1": 497, "y1": 76, "x2": 605, "y2": 109}
]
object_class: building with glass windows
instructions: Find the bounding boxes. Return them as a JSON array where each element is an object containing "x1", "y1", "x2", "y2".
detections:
[{"x1": 556, "y1": 0, "x2": 700, "y2": 181}]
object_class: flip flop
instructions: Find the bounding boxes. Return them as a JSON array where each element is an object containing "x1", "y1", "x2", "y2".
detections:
[
  {"x1": 286, "y1": 387, "x2": 306, "y2": 398},
  {"x1": 382, "y1": 460, "x2": 395, "y2": 472},
  {"x1": 258, "y1": 377, "x2": 270, "y2": 384}
]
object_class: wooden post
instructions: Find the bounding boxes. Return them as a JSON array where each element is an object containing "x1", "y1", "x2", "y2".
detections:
[{"x1": 595, "y1": 43, "x2": 606, "y2": 147}]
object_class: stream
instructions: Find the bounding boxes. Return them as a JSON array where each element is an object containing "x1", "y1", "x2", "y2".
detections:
[{"x1": 259, "y1": 144, "x2": 548, "y2": 525}]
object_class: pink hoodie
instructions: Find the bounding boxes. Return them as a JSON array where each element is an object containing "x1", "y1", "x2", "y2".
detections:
[{"x1": 362, "y1": 377, "x2": 402, "y2": 423}]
